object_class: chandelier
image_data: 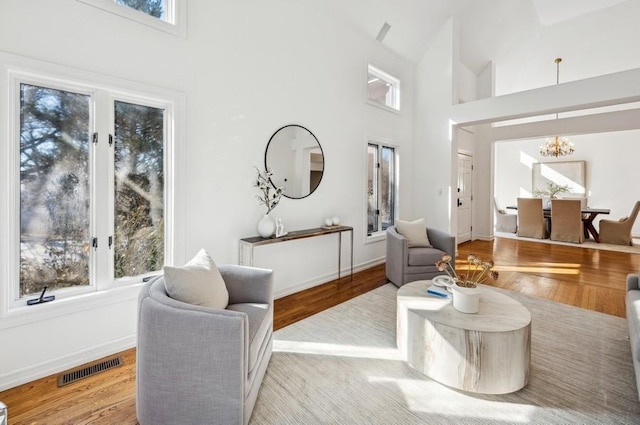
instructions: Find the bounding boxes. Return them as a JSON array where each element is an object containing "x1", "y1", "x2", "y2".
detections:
[
  {"x1": 539, "y1": 136, "x2": 574, "y2": 157},
  {"x1": 540, "y1": 58, "x2": 574, "y2": 157}
]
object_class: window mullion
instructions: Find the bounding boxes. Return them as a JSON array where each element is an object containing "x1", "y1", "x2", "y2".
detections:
[{"x1": 92, "y1": 90, "x2": 113, "y2": 289}]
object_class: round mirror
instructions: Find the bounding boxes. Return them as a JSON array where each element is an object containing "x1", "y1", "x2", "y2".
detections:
[{"x1": 265, "y1": 124, "x2": 324, "y2": 199}]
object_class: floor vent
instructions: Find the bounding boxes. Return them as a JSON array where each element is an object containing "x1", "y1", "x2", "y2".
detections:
[{"x1": 57, "y1": 355, "x2": 124, "y2": 387}]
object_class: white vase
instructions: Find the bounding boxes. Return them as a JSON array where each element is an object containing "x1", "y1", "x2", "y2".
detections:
[
  {"x1": 257, "y1": 214, "x2": 275, "y2": 238},
  {"x1": 451, "y1": 284, "x2": 481, "y2": 314}
]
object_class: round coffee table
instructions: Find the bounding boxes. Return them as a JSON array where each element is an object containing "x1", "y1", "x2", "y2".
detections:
[{"x1": 397, "y1": 280, "x2": 531, "y2": 394}]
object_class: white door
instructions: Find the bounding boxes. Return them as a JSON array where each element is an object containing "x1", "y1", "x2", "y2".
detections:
[{"x1": 457, "y1": 153, "x2": 473, "y2": 243}]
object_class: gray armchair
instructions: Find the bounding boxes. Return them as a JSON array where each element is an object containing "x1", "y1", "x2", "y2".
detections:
[
  {"x1": 386, "y1": 226, "x2": 456, "y2": 287},
  {"x1": 137, "y1": 264, "x2": 274, "y2": 425}
]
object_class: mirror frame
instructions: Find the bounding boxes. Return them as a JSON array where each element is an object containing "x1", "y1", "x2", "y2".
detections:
[{"x1": 264, "y1": 124, "x2": 324, "y2": 200}]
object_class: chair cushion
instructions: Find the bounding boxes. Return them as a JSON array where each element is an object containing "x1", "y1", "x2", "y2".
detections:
[
  {"x1": 227, "y1": 303, "x2": 272, "y2": 373},
  {"x1": 407, "y1": 247, "x2": 445, "y2": 266},
  {"x1": 163, "y1": 249, "x2": 229, "y2": 309},
  {"x1": 396, "y1": 218, "x2": 432, "y2": 247}
]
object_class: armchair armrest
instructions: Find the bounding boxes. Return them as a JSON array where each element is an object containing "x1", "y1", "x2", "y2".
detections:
[
  {"x1": 427, "y1": 227, "x2": 456, "y2": 268},
  {"x1": 386, "y1": 226, "x2": 408, "y2": 285},
  {"x1": 219, "y1": 264, "x2": 274, "y2": 305},
  {"x1": 628, "y1": 274, "x2": 640, "y2": 292}
]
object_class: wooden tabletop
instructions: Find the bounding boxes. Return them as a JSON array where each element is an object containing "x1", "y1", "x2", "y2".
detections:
[{"x1": 240, "y1": 225, "x2": 353, "y2": 246}]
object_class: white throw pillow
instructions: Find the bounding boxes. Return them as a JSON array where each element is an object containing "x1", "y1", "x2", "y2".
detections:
[
  {"x1": 395, "y1": 218, "x2": 432, "y2": 247},
  {"x1": 163, "y1": 249, "x2": 229, "y2": 309}
]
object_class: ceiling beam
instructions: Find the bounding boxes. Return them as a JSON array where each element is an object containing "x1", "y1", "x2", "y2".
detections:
[
  {"x1": 451, "y1": 67, "x2": 640, "y2": 127},
  {"x1": 488, "y1": 108, "x2": 640, "y2": 141}
]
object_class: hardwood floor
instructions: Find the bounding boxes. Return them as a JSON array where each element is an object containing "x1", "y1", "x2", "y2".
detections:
[{"x1": 1, "y1": 237, "x2": 637, "y2": 424}]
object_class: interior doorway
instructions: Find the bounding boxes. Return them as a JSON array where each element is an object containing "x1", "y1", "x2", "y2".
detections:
[{"x1": 457, "y1": 152, "x2": 473, "y2": 244}]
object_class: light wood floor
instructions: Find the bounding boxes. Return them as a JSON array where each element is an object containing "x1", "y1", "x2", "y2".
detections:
[{"x1": 1, "y1": 237, "x2": 637, "y2": 424}]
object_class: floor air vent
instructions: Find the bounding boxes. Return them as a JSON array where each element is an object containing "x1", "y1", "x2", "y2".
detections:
[{"x1": 57, "y1": 355, "x2": 124, "y2": 387}]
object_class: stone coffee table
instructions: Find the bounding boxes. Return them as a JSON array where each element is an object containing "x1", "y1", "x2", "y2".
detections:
[{"x1": 397, "y1": 280, "x2": 531, "y2": 394}]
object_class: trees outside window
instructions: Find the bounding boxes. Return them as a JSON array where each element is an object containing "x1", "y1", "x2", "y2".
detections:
[
  {"x1": 15, "y1": 79, "x2": 170, "y2": 301},
  {"x1": 367, "y1": 142, "x2": 396, "y2": 236},
  {"x1": 114, "y1": 0, "x2": 165, "y2": 19},
  {"x1": 19, "y1": 84, "x2": 91, "y2": 296}
]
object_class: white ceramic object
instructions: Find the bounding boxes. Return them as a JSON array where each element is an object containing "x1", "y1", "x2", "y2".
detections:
[
  {"x1": 332, "y1": 216, "x2": 340, "y2": 225},
  {"x1": 451, "y1": 284, "x2": 481, "y2": 314},
  {"x1": 325, "y1": 218, "x2": 333, "y2": 226},
  {"x1": 257, "y1": 214, "x2": 275, "y2": 238}
]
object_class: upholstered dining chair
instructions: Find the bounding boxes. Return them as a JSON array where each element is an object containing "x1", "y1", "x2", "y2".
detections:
[
  {"x1": 550, "y1": 199, "x2": 584, "y2": 243},
  {"x1": 494, "y1": 197, "x2": 517, "y2": 233},
  {"x1": 599, "y1": 200, "x2": 640, "y2": 245},
  {"x1": 517, "y1": 197, "x2": 549, "y2": 239}
]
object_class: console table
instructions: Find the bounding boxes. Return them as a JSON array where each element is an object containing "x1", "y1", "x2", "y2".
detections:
[{"x1": 239, "y1": 225, "x2": 354, "y2": 280}]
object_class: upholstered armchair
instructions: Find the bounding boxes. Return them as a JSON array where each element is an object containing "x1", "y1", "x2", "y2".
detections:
[
  {"x1": 137, "y1": 265, "x2": 274, "y2": 425},
  {"x1": 517, "y1": 197, "x2": 549, "y2": 239},
  {"x1": 550, "y1": 199, "x2": 584, "y2": 243},
  {"x1": 599, "y1": 201, "x2": 640, "y2": 245},
  {"x1": 386, "y1": 226, "x2": 456, "y2": 287},
  {"x1": 494, "y1": 197, "x2": 517, "y2": 233}
]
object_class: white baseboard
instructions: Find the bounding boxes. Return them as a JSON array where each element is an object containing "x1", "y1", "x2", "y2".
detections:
[
  {"x1": 274, "y1": 257, "x2": 385, "y2": 300},
  {"x1": 0, "y1": 335, "x2": 136, "y2": 392}
]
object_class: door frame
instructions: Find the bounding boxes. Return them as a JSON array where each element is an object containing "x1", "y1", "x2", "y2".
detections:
[{"x1": 456, "y1": 150, "x2": 474, "y2": 244}]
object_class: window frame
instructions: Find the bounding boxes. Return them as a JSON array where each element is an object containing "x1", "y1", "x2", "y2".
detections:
[
  {"x1": 76, "y1": 0, "x2": 186, "y2": 37},
  {"x1": 365, "y1": 139, "x2": 399, "y2": 243},
  {"x1": 0, "y1": 52, "x2": 184, "y2": 324},
  {"x1": 367, "y1": 64, "x2": 401, "y2": 113}
]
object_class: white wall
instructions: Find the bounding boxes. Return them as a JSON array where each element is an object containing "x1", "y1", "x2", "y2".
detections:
[
  {"x1": 0, "y1": 0, "x2": 415, "y2": 389},
  {"x1": 496, "y1": 0, "x2": 640, "y2": 96},
  {"x1": 495, "y1": 130, "x2": 640, "y2": 235},
  {"x1": 413, "y1": 19, "x2": 454, "y2": 232}
]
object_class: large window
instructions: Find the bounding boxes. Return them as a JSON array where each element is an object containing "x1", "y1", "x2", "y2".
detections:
[
  {"x1": 19, "y1": 84, "x2": 92, "y2": 297},
  {"x1": 367, "y1": 142, "x2": 396, "y2": 236},
  {"x1": 12, "y1": 73, "x2": 174, "y2": 303}
]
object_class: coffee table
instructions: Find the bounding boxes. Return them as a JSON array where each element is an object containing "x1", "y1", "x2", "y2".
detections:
[{"x1": 397, "y1": 280, "x2": 531, "y2": 394}]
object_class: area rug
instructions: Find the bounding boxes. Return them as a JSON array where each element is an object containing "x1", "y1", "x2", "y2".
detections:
[
  {"x1": 251, "y1": 283, "x2": 640, "y2": 424},
  {"x1": 495, "y1": 231, "x2": 640, "y2": 255}
]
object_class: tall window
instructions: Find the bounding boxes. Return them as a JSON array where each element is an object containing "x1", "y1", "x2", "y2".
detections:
[
  {"x1": 367, "y1": 143, "x2": 396, "y2": 236},
  {"x1": 15, "y1": 77, "x2": 171, "y2": 301},
  {"x1": 114, "y1": 101, "x2": 165, "y2": 278},
  {"x1": 367, "y1": 65, "x2": 401, "y2": 112},
  {"x1": 19, "y1": 84, "x2": 92, "y2": 297}
]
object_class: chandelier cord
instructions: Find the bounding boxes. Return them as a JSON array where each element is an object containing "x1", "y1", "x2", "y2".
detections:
[{"x1": 539, "y1": 57, "x2": 574, "y2": 157}]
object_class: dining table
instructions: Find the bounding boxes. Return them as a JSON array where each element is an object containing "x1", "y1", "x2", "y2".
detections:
[{"x1": 506, "y1": 205, "x2": 611, "y2": 243}]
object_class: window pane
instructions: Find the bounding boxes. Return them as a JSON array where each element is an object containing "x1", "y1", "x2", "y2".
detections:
[
  {"x1": 114, "y1": 101, "x2": 164, "y2": 278},
  {"x1": 20, "y1": 84, "x2": 91, "y2": 297},
  {"x1": 114, "y1": 0, "x2": 166, "y2": 19},
  {"x1": 380, "y1": 146, "x2": 395, "y2": 231},
  {"x1": 367, "y1": 144, "x2": 378, "y2": 235},
  {"x1": 367, "y1": 65, "x2": 400, "y2": 111}
]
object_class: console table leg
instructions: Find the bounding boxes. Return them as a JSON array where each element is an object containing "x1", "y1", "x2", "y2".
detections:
[{"x1": 338, "y1": 232, "x2": 342, "y2": 279}]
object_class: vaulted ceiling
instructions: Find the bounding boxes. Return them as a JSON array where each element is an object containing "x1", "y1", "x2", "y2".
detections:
[{"x1": 322, "y1": 0, "x2": 634, "y2": 76}]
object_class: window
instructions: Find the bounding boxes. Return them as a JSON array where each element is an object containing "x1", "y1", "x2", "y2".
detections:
[
  {"x1": 19, "y1": 84, "x2": 92, "y2": 297},
  {"x1": 367, "y1": 65, "x2": 401, "y2": 112},
  {"x1": 76, "y1": 0, "x2": 185, "y2": 36},
  {"x1": 114, "y1": 0, "x2": 166, "y2": 19},
  {"x1": 10, "y1": 70, "x2": 176, "y2": 305},
  {"x1": 367, "y1": 142, "x2": 396, "y2": 236}
]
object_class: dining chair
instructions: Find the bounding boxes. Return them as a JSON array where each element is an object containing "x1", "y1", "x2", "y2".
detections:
[
  {"x1": 599, "y1": 200, "x2": 640, "y2": 245},
  {"x1": 550, "y1": 199, "x2": 584, "y2": 243},
  {"x1": 517, "y1": 197, "x2": 549, "y2": 239},
  {"x1": 494, "y1": 197, "x2": 517, "y2": 233}
]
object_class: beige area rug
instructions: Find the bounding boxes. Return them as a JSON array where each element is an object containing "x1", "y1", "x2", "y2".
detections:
[
  {"x1": 251, "y1": 283, "x2": 640, "y2": 424},
  {"x1": 495, "y1": 231, "x2": 640, "y2": 254}
]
